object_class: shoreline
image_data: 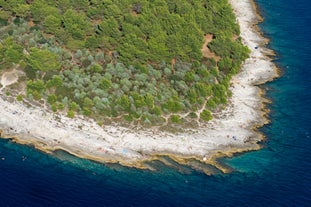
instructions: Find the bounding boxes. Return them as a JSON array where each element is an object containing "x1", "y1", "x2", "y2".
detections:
[{"x1": 0, "y1": 0, "x2": 278, "y2": 174}]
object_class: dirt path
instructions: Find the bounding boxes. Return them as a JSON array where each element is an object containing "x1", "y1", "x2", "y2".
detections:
[{"x1": 201, "y1": 34, "x2": 221, "y2": 61}]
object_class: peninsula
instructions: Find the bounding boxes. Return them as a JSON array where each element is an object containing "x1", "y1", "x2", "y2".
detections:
[{"x1": 0, "y1": 0, "x2": 278, "y2": 174}]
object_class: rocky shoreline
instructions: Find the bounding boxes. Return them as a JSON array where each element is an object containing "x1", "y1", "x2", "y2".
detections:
[{"x1": 0, "y1": 0, "x2": 278, "y2": 174}]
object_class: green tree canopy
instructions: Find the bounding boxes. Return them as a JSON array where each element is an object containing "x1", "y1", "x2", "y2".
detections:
[{"x1": 26, "y1": 48, "x2": 61, "y2": 72}]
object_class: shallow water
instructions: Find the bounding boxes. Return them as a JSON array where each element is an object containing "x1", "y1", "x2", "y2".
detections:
[{"x1": 1, "y1": 0, "x2": 311, "y2": 206}]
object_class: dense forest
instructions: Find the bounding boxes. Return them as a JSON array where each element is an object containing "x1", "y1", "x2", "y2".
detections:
[{"x1": 0, "y1": 0, "x2": 249, "y2": 130}]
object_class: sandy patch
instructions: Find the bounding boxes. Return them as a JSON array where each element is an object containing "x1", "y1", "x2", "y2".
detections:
[
  {"x1": 0, "y1": 69, "x2": 20, "y2": 89},
  {"x1": 201, "y1": 34, "x2": 221, "y2": 61}
]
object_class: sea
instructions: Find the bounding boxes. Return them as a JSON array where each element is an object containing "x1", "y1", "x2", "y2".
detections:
[{"x1": 1, "y1": 0, "x2": 311, "y2": 206}]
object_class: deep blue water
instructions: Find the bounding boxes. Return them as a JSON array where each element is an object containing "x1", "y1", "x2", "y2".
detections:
[{"x1": 1, "y1": 0, "x2": 311, "y2": 206}]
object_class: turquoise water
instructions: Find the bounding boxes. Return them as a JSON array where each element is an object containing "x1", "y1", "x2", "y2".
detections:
[{"x1": 1, "y1": 0, "x2": 311, "y2": 206}]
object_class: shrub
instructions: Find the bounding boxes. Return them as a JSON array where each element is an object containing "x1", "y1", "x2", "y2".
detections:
[
  {"x1": 16, "y1": 94, "x2": 23, "y2": 101},
  {"x1": 200, "y1": 110, "x2": 212, "y2": 121},
  {"x1": 170, "y1": 115, "x2": 181, "y2": 123},
  {"x1": 67, "y1": 110, "x2": 75, "y2": 118}
]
